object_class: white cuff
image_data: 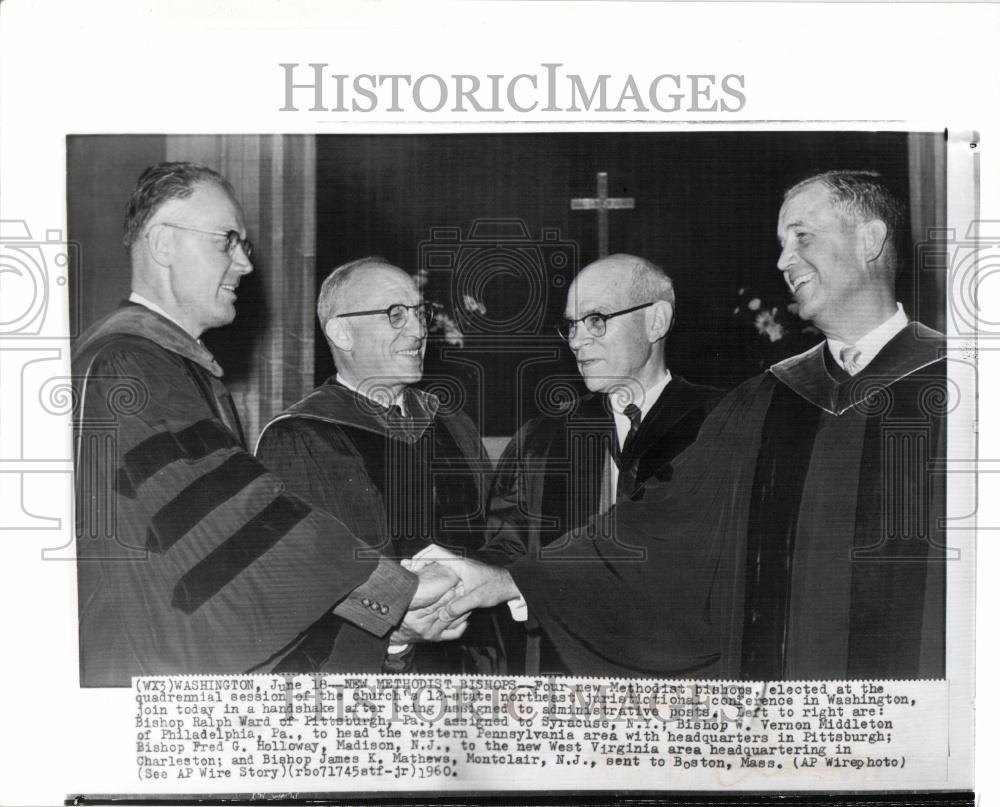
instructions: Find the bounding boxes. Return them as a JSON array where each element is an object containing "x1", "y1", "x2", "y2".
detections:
[{"x1": 507, "y1": 596, "x2": 528, "y2": 622}]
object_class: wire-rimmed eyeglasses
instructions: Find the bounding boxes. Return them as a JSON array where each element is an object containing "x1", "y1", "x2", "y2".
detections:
[
  {"x1": 338, "y1": 302, "x2": 442, "y2": 329},
  {"x1": 556, "y1": 301, "x2": 654, "y2": 340},
  {"x1": 158, "y1": 222, "x2": 254, "y2": 259}
]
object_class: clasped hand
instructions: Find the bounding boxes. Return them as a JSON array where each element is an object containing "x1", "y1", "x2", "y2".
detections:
[
  {"x1": 390, "y1": 561, "x2": 469, "y2": 645},
  {"x1": 391, "y1": 548, "x2": 520, "y2": 645}
]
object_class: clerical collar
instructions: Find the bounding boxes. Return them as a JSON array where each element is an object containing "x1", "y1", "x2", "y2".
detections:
[
  {"x1": 128, "y1": 292, "x2": 197, "y2": 341},
  {"x1": 335, "y1": 372, "x2": 408, "y2": 416},
  {"x1": 826, "y1": 304, "x2": 908, "y2": 374}
]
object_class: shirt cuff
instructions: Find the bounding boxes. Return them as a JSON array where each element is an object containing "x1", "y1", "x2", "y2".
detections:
[
  {"x1": 507, "y1": 595, "x2": 528, "y2": 622},
  {"x1": 333, "y1": 557, "x2": 417, "y2": 637}
]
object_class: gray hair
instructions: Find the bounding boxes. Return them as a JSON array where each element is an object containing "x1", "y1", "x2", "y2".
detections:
[
  {"x1": 623, "y1": 254, "x2": 675, "y2": 310},
  {"x1": 123, "y1": 161, "x2": 236, "y2": 249},
  {"x1": 784, "y1": 170, "x2": 906, "y2": 268},
  {"x1": 316, "y1": 256, "x2": 398, "y2": 325}
]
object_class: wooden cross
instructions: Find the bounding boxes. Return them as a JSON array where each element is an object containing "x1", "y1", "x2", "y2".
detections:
[{"x1": 570, "y1": 171, "x2": 635, "y2": 258}]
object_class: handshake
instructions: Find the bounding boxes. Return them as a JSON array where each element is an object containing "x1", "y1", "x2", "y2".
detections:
[{"x1": 390, "y1": 547, "x2": 522, "y2": 646}]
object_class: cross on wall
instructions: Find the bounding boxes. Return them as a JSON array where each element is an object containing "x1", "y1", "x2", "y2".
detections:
[{"x1": 570, "y1": 172, "x2": 636, "y2": 258}]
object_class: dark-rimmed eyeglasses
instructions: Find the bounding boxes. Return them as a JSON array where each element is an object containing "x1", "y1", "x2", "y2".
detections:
[
  {"x1": 556, "y1": 301, "x2": 654, "y2": 340},
  {"x1": 338, "y1": 302, "x2": 442, "y2": 329},
  {"x1": 159, "y1": 222, "x2": 253, "y2": 259}
]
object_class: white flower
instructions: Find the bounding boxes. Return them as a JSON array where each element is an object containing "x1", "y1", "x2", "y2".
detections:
[
  {"x1": 438, "y1": 312, "x2": 465, "y2": 347},
  {"x1": 748, "y1": 297, "x2": 761, "y2": 311},
  {"x1": 462, "y1": 294, "x2": 487, "y2": 315},
  {"x1": 754, "y1": 310, "x2": 786, "y2": 343}
]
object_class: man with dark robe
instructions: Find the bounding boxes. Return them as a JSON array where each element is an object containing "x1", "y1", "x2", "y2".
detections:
[
  {"x1": 73, "y1": 163, "x2": 458, "y2": 687},
  {"x1": 480, "y1": 254, "x2": 721, "y2": 673},
  {"x1": 255, "y1": 258, "x2": 505, "y2": 674},
  {"x1": 440, "y1": 170, "x2": 948, "y2": 680}
]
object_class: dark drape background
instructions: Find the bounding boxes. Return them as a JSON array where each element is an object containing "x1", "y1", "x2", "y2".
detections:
[{"x1": 315, "y1": 131, "x2": 942, "y2": 437}]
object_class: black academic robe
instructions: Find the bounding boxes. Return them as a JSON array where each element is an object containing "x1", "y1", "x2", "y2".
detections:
[
  {"x1": 506, "y1": 323, "x2": 948, "y2": 680},
  {"x1": 73, "y1": 303, "x2": 416, "y2": 687},
  {"x1": 482, "y1": 376, "x2": 722, "y2": 673},
  {"x1": 255, "y1": 380, "x2": 504, "y2": 674}
]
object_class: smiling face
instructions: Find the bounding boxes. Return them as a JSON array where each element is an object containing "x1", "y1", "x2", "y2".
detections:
[
  {"x1": 563, "y1": 259, "x2": 663, "y2": 396},
  {"x1": 150, "y1": 181, "x2": 253, "y2": 338},
  {"x1": 334, "y1": 265, "x2": 426, "y2": 399},
  {"x1": 776, "y1": 182, "x2": 871, "y2": 337}
]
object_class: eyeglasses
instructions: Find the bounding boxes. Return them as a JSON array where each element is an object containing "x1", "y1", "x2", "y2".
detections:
[
  {"x1": 338, "y1": 302, "x2": 442, "y2": 329},
  {"x1": 556, "y1": 302, "x2": 655, "y2": 340},
  {"x1": 159, "y1": 222, "x2": 253, "y2": 259}
]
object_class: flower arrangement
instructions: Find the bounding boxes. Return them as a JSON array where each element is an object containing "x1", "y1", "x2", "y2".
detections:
[
  {"x1": 415, "y1": 269, "x2": 487, "y2": 348},
  {"x1": 732, "y1": 287, "x2": 822, "y2": 369}
]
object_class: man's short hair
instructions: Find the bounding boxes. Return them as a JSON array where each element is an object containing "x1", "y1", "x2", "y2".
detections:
[
  {"x1": 122, "y1": 162, "x2": 237, "y2": 249},
  {"x1": 785, "y1": 170, "x2": 906, "y2": 266},
  {"x1": 624, "y1": 255, "x2": 675, "y2": 310},
  {"x1": 316, "y1": 256, "x2": 397, "y2": 326}
]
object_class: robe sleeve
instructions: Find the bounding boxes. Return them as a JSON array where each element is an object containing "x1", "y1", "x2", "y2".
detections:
[
  {"x1": 255, "y1": 416, "x2": 390, "y2": 549},
  {"x1": 75, "y1": 342, "x2": 415, "y2": 686},
  {"x1": 479, "y1": 419, "x2": 544, "y2": 566},
  {"x1": 504, "y1": 378, "x2": 771, "y2": 677}
]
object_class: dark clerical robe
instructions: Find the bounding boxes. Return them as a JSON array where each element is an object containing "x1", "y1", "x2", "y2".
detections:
[
  {"x1": 74, "y1": 304, "x2": 416, "y2": 686},
  {"x1": 482, "y1": 376, "x2": 722, "y2": 673},
  {"x1": 256, "y1": 380, "x2": 504, "y2": 674},
  {"x1": 506, "y1": 323, "x2": 948, "y2": 680}
]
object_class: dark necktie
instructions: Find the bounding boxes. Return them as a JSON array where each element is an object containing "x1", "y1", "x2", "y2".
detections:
[
  {"x1": 620, "y1": 403, "x2": 643, "y2": 461},
  {"x1": 385, "y1": 403, "x2": 416, "y2": 441},
  {"x1": 616, "y1": 404, "x2": 643, "y2": 499}
]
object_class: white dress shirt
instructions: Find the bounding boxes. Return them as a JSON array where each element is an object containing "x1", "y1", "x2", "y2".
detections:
[
  {"x1": 607, "y1": 370, "x2": 672, "y2": 494},
  {"x1": 826, "y1": 304, "x2": 908, "y2": 375}
]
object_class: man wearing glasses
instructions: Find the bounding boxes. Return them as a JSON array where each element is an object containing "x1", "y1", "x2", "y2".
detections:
[
  {"x1": 480, "y1": 253, "x2": 721, "y2": 674},
  {"x1": 440, "y1": 171, "x2": 947, "y2": 681},
  {"x1": 73, "y1": 164, "x2": 458, "y2": 686},
  {"x1": 256, "y1": 257, "x2": 506, "y2": 674}
]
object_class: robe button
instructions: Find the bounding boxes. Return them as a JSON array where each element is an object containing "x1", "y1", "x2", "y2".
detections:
[
  {"x1": 361, "y1": 597, "x2": 371, "y2": 607},
  {"x1": 380, "y1": 605, "x2": 389, "y2": 615}
]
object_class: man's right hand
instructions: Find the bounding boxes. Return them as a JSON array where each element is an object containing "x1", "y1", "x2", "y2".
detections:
[
  {"x1": 440, "y1": 557, "x2": 520, "y2": 618},
  {"x1": 409, "y1": 561, "x2": 461, "y2": 609}
]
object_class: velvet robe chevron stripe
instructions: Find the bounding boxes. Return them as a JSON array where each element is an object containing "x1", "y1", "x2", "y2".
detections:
[{"x1": 73, "y1": 304, "x2": 414, "y2": 686}]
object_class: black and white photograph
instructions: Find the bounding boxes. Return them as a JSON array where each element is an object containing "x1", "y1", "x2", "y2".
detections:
[
  {"x1": 0, "y1": 1, "x2": 994, "y2": 804},
  {"x1": 68, "y1": 131, "x2": 952, "y2": 685}
]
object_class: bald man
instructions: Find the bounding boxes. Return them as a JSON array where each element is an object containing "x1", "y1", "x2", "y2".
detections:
[
  {"x1": 256, "y1": 257, "x2": 506, "y2": 674},
  {"x1": 441, "y1": 171, "x2": 947, "y2": 680},
  {"x1": 481, "y1": 254, "x2": 721, "y2": 674}
]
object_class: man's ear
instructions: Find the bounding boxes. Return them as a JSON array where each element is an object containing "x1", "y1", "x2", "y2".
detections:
[
  {"x1": 647, "y1": 301, "x2": 673, "y2": 341},
  {"x1": 324, "y1": 317, "x2": 353, "y2": 351},
  {"x1": 860, "y1": 218, "x2": 889, "y2": 264},
  {"x1": 145, "y1": 223, "x2": 173, "y2": 268}
]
